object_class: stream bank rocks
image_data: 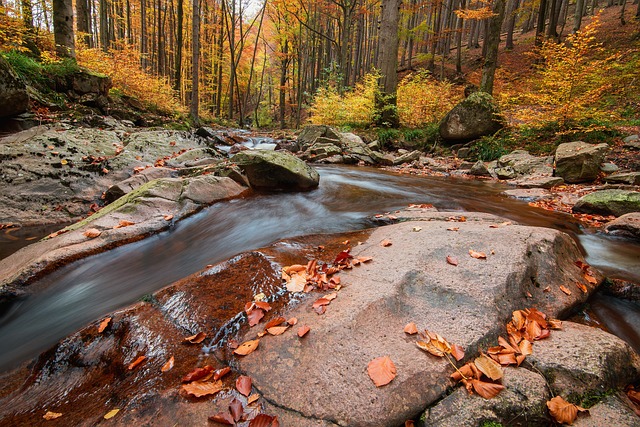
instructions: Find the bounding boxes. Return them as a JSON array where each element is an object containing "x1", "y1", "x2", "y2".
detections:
[
  {"x1": 231, "y1": 150, "x2": 319, "y2": 190},
  {"x1": 1, "y1": 210, "x2": 637, "y2": 426}
]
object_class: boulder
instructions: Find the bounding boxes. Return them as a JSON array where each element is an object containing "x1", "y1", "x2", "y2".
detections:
[
  {"x1": 297, "y1": 125, "x2": 342, "y2": 151},
  {"x1": 573, "y1": 190, "x2": 640, "y2": 217},
  {"x1": 527, "y1": 321, "x2": 640, "y2": 397},
  {"x1": 469, "y1": 160, "x2": 490, "y2": 177},
  {"x1": 370, "y1": 150, "x2": 395, "y2": 166},
  {"x1": 104, "y1": 167, "x2": 176, "y2": 203},
  {"x1": 238, "y1": 212, "x2": 600, "y2": 426},
  {"x1": 438, "y1": 92, "x2": 503, "y2": 143},
  {"x1": 600, "y1": 162, "x2": 619, "y2": 174},
  {"x1": 0, "y1": 55, "x2": 29, "y2": 118},
  {"x1": 573, "y1": 393, "x2": 640, "y2": 427},
  {"x1": 510, "y1": 176, "x2": 564, "y2": 189},
  {"x1": 495, "y1": 150, "x2": 554, "y2": 177},
  {"x1": 554, "y1": 141, "x2": 609, "y2": 183},
  {"x1": 604, "y1": 212, "x2": 640, "y2": 239},
  {"x1": 502, "y1": 188, "x2": 553, "y2": 202},
  {"x1": 623, "y1": 134, "x2": 639, "y2": 150},
  {"x1": 423, "y1": 367, "x2": 551, "y2": 426},
  {"x1": 392, "y1": 150, "x2": 421, "y2": 166},
  {"x1": 231, "y1": 150, "x2": 320, "y2": 190},
  {"x1": 604, "y1": 172, "x2": 640, "y2": 185}
]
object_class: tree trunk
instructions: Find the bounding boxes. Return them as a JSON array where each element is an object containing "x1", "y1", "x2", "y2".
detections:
[
  {"x1": 546, "y1": 0, "x2": 559, "y2": 39},
  {"x1": 375, "y1": 0, "x2": 401, "y2": 127},
  {"x1": 76, "y1": 0, "x2": 92, "y2": 46},
  {"x1": 535, "y1": 0, "x2": 547, "y2": 45},
  {"x1": 505, "y1": 0, "x2": 520, "y2": 49},
  {"x1": 53, "y1": 0, "x2": 75, "y2": 57},
  {"x1": 279, "y1": 39, "x2": 288, "y2": 129},
  {"x1": 191, "y1": 0, "x2": 200, "y2": 124},
  {"x1": 480, "y1": 0, "x2": 506, "y2": 95},
  {"x1": 455, "y1": 0, "x2": 465, "y2": 73},
  {"x1": 174, "y1": 0, "x2": 183, "y2": 91},
  {"x1": 573, "y1": 0, "x2": 584, "y2": 32},
  {"x1": 141, "y1": 0, "x2": 147, "y2": 68}
]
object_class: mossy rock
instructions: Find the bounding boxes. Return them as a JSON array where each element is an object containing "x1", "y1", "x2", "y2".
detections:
[
  {"x1": 573, "y1": 190, "x2": 640, "y2": 217},
  {"x1": 439, "y1": 92, "x2": 504, "y2": 144},
  {"x1": 231, "y1": 150, "x2": 319, "y2": 191}
]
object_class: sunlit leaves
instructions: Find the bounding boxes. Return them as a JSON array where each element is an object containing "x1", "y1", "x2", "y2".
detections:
[
  {"x1": 367, "y1": 356, "x2": 397, "y2": 387},
  {"x1": 98, "y1": 317, "x2": 111, "y2": 333},
  {"x1": 161, "y1": 356, "x2": 175, "y2": 372},
  {"x1": 547, "y1": 396, "x2": 588, "y2": 425},
  {"x1": 234, "y1": 339, "x2": 260, "y2": 356},
  {"x1": 104, "y1": 409, "x2": 120, "y2": 419}
]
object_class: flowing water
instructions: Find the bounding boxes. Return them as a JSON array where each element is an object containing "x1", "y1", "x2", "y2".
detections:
[{"x1": 0, "y1": 165, "x2": 639, "y2": 372}]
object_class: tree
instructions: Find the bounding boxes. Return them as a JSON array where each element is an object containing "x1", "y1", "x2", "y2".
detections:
[
  {"x1": 52, "y1": 0, "x2": 75, "y2": 57},
  {"x1": 191, "y1": 0, "x2": 200, "y2": 123},
  {"x1": 480, "y1": 0, "x2": 506, "y2": 95},
  {"x1": 375, "y1": 0, "x2": 401, "y2": 127}
]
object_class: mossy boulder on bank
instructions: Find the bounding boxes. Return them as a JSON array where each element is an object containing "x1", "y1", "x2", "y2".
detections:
[
  {"x1": 573, "y1": 190, "x2": 640, "y2": 217},
  {"x1": 0, "y1": 55, "x2": 29, "y2": 118},
  {"x1": 439, "y1": 92, "x2": 503, "y2": 143},
  {"x1": 231, "y1": 150, "x2": 320, "y2": 190}
]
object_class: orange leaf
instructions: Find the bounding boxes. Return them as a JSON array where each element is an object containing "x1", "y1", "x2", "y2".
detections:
[
  {"x1": 183, "y1": 332, "x2": 207, "y2": 344},
  {"x1": 519, "y1": 339, "x2": 533, "y2": 356},
  {"x1": 469, "y1": 250, "x2": 486, "y2": 259},
  {"x1": 113, "y1": 219, "x2": 135, "y2": 229},
  {"x1": 404, "y1": 322, "x2": 418, "y2": 335},
  {"x1": 287, "y1": 317, "x2": 298, "y2": 326},
  {"x1": 43, "y1": 411, "x2": 63, "y2": 420},
  {"x1": 264, "y1": 316, "x2": 286, "y2": 329},
  {"x1": 98, "y1": 317, "x2": 111, "y2": 333},
  {"x1": 576, "y1": 281, "x2": 588, "y2": 293},
  {"x1": 182, "y1": 365, "x2": 214, "y2": 383},
  {"x1": 247, "y1": 393, "x2": 260, "y2": 404},
  {"x1": 286, "y1": 272, "x2": 307, "y2": 293},
  {"x1": 313, "y1": 297, "x2": 331, "y2": 309},
  {"x1": 84, "y1": 228, "x2": 102, "y2": 238},
  {"x1": 297, "y1": 325, "x2": 310, "y2": 337},
  {"x1": 380, "y1": 239, "x2": 392, "y2": 247},
  {"x1": 236, "y1": 375, "x2": 252, "y2": 396},
  {"x1": 213, "y1": 366, "x2": 231, "y2": 381},
  {"x1": 324, "y1": 292, "x2": 338, "y2": 301},
  {"x1": 161, "y1": 356, "x2": 174, "y2": 372},
  {"x1": 584, "y1": 273, "x2": 598, "y2": 285},
  {"x1": 103, "y1": 409, "x2": 120, "y2": 419},
  {"x1": 446, "y1": 255, "x2": 458, "y2": 266},
  {"x1": 547, "y1": 395, "x2": 587, "y2": 425},
  {"x1": 247, "y1": 309, "x2": 265, "y2": 327},
  {"x1": 233, "y1": 339, "x2": 259, "y2": 356},
  {"x1": 209, "y1": 411, "x2": 235, "y2": 425},
  {"x1": 474, "y1": 353, "x2": 503, "y2": 380},
  {"x1": 447, "y1": 227, "x2": 459, "y2": 231},
  {"x1": 470, "y1": 379, "x2": 505, "y2": 399},
  {"x1": 560, "y1": 285, "x2": 572, "y2": 295},
  {"x1": 451, "y1": 344, "x2": 465, "y2": 361},
  {"x1": 451, "y1": 362, "x2": 476, "y2": 382},
  {"x1": 267, "y1": 326, "x2": 289, "y2": 336},
  {"x1": 497, "y1": 353, "x2": 518, "y2": 365},
  {"x1": 254, "y1": 301, "x2": 272, "y2": 311},
  {"x1": 163, "y1": 214, "x2": 174, "y2": 221},
  {"x1": 367, "y1": 356, "x2": 397, "y2": 387},
  {"x1": 548, "y1": 318, "x2": 563, "y2": 330},
  {"x1": 182, "y1": 380, "x2": 223, "y2": 398},
  {"x1": 128, "y1": 355, "x2": 146, "y2": 370}
]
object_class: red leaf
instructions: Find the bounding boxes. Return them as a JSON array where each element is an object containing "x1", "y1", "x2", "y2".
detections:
[
  {"x1": 367, "y1": 356, "x2": 397, "y2": 387},
  {"x1": 446, "y1": 256, "x2": 458, "y2": 266},
  {"x1": 313, "y1": 297, "x2": 331, "y2": 309},
  {"x1": 333, "y1": 250, "x2": 353, "y2": 265},
  {"x1": 249, "y1": 414, "x2": 280, "y2": 427},
  {"x1": 254, "y1": 301, "x2": 272, "y2": 311},
  {"x1": 451, "y1": 344, "x2": 465, "y2": 361},
  {"x1": 470, "y1": 379, "x2": 504, "y2": 399},
  {"x1": 247, "y1": 309, "x2": 265, "y2": 327},
  {"x1": 229, "y1": 397, "x2": 243, "y2": 421},
  {"x1": 236, "y1": 375, "x2": 252, "y2": 397},
  {"x1": 264, "y1": 316, "x2": 286, "y2": 330},
  {"x1": 182, "y1": 365, "x2": 214, "y2": 383},
  {"x1": 183, "y1": 332, "x2": 207, "y2": 344},
  {"x1": 208, "y1": 412, "x2": 234, "y2": 425}
]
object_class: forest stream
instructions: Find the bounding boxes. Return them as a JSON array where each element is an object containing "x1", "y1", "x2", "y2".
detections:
[{"x1": 0, "y1": 165, "x2": 638, "y2": 373}]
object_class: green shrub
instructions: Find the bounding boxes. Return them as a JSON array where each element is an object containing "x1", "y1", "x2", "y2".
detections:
[
  {"x1": 377, "y1": 128, "x2": 400, "y2": 147},
  {"x1": 473, "y1": 133, "x2": 514, "y2": 161}
]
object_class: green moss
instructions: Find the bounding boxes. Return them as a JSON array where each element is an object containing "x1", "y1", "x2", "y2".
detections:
[
  {"x1": 567, "y1": 389, "x2": 615, "y2": 409},
  {"x1": 480, "y1": 421, "x2": 504, "y2": 427}
]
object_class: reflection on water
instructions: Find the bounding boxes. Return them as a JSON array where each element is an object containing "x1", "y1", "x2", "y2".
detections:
[{"x1": 0, "y1": 165, "x2": 638, "y2": 372}]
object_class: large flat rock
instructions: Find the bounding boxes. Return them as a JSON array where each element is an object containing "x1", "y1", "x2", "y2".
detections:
[{"x1": 238, "y1": 213, "x2": 599, "y2": 426}]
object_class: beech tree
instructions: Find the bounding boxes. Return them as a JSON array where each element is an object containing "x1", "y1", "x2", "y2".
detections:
[
  {"x1": 52, "y1": 0, "x2": 74, "y2": 57},
  {"x1": 480, "y1": 0, "x2": 506, "y2": 95},
  {"x1": 375, "y1": 0, "x2": 401, "y2": 127}
]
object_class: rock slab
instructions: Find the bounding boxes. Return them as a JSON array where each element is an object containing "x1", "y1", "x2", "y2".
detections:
[
  {"x1": 232, "y1": 150, "x2": 320, "y2": 190},
  {"x1": 554, "y1": 141, "x2": 608, "y2": 183},
  {"x1": 573, "y1": 189, "x2": 640, "y2": 217}
]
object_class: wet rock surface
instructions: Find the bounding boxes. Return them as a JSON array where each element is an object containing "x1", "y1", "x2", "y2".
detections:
[
  {"x1": 232, "y1": 149, "x2": 320, "y2": 190},
  {"x1": 605, "y1": 212, "x2": 640, "y2": 239}
]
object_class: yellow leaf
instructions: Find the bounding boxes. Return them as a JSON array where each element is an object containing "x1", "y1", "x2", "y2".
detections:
[
  {"x1": 104, "y1": 409, "x2": 120, "y2": 419},
  {"x1": 474, "y1": 353, "x2": 503, "y2": 380}
]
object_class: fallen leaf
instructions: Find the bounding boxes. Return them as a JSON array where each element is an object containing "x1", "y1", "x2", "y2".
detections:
[
  {"x1": 247, "y1": 393, "x2": 260, "y2": 404},
  {"x1": 182, "y1": 380, "x2": 223, "y2": 397},
  {"x1": 267, "y1": 326, "x2": 289, "y2": 336},
  {"x1": 519, "y1": 339, "x2": 533, "y2": 356},
  {"x1": 113, "y1": 219, "x2": 135, "y2": 229},
  {"x1": 208, "y1": 412, "x2": 234, "y2": 425},
  {"x1": 404, "y1": 322, "x2": 418, "y2": 335},
  {"x1": 474, "y1": 354, "x2": 503, "y2": 380},
  {"x1": 334, "y1": 250, "x2": 353, "y2": 265},
  {"x1": 183, "y1": 332, "x2": 207, "y2": 344},
  {"x1": 254, "y1": 301, "x2": 272, "y2": 311},
  {"x1": 286, "y1": 272, "x2": 307, "y2": 293},
  {"x1": 367, "y1": 356, "x2": 397, "y2": 387},
  {"x1": 249, "y1": 414, "x2": 280, "y2": 427},
  {"x1": 405, "y1": 421, "x2": 415, "y2": 427},
  {"x1": 297, "y1": 325, "x2": 310, "y2": 337},
  {"x1": 469, "y1": 250, "x2": 486, "y2": 259},
  {"x1": 161, "y1": 356, "x2": 174, "y2": 372},
  {"x1": 264, "y1": 316, "x2": 286, "y2": 329},
  {"x1": 451, "y1": 344, "x2": 465, "y2": 361},
  {"x1": 128, "y1": 355, "x2": 146, "y2": 370},
  {"x1": 84, "y1": 228, "x2": 102, "y2": 238},
  {"x1": 380, "y1": 239, "x2": 393, "y2": 247},
  {"x1": 314, "y1": 305, "x2": 327, "y2": 315},
  {"x1": 236, "y1": 375, "x2": 252, "y2": 396},
  {"x1": 313, "y1": 297, "x2": 331, "y2": 309},
  {"x1": 559, "y1": 285, "x2": 572, "y2": 295},
  {"x1": 229, "y1": 397, "x2": 243, "y2": 421},
  {"x1": 213, "y1": 366, "x2": 231, "y2": 381},
  {"x1": 547, "y1": 395, "x2": 587, "y2": 425},
  {"x1": 446, "y1": 227, "x2": 459, "y2": 231},
  {"x1": 98, "y1": 317, "x2": 111, "y2": 333},
  {"x1": 470, "y1": 379, "x2": 505, "y2": 399},
  {"x1": 324, "y1": 292, "x2": 338, "y2": 301},
  {"x1": 104, "y1": 409, "x2": 120, "y2": 419},
  {"x1": 446, "y1": 255, "x2": 458, "y2": 266},
  {"x1": 61, "y1": 159, "x2": 68, "y2": 165},
  {"x1": 43, "y1": 411, "x2": 63, "y2": 420},
  {"x1": 182, "y1": 366, "x2": 214, "y2": 383},
  {"x1": 584, "y1": 273, "x2": 598, "y2": 285},
  {"x1": 576, "y1": 282, "x2": 588, "y2": 293},
  {"x1": 412, "y1": 226, "x2": 422, "y2": 232},
  {"x1": 247, "y1": 309, "x2": 265, "y2": 327},
  {"x1": 287, "y1": 317, "x2": 298, "y2": 325},
  {"x1": 547, "y1": 318, "x2": 563, "y2": 329},
  {"x1": 163, "y1": 214, "x2": 174, "y2": 221},
  {"x1": 234, "y1": 339, "x2": 259, "y2": 356}
]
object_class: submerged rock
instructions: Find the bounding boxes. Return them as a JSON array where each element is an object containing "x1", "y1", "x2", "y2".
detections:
[{"x1": 232, "y1": 150, "x2": 320, "y2": 191}]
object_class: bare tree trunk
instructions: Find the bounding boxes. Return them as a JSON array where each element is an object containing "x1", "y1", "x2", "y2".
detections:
[
  {"x1": 279, "y1": 39, "x2": 288, "y2": 129},
  {"x1": 375, "y1": 0, "x2": 401, "y2": 127},
  {"x1": 505, "y1": 0, "x2": 520, "y2": 49},
  {"x1": 190, "y1": 0, "x2": 200, "y2": 124},
  {"x1": 573, "y1": 0, "x2": 584, "y2": 32},
  {"x1": 455, "y1": 0, "x2": 465, "y2": 73},
  {"x1": 173, "y1": 0, "x2": 183, "y2": 91},
  {"x1": 480, "y1": 0, "x2": 506, "y2": 94},
  {"x1": 53, "y1": 0, "x2": 75, "y2": 57},
  {"x1": 546, "y1": 0, "x2": 559, "y2": 39},
  {"x1": 535, "y1": 0, "x2": 547, "y2": 44},
  {"x1": 619, "y1": 0, "x2": 627, "y2": 24},
  {"x1": 141, "y1": 0, "x2": 147, "y2": 67}
]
